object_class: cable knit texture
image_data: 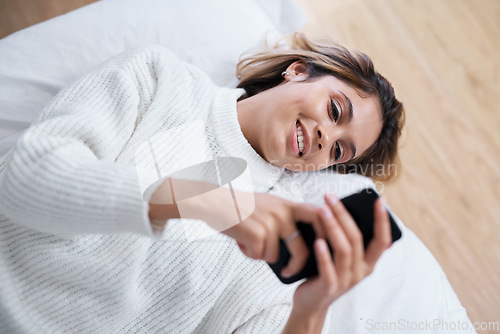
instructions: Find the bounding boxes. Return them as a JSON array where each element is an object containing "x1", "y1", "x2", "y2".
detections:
[{"x1": 0, "y1": 46, "x2": 330, "y2": 333}]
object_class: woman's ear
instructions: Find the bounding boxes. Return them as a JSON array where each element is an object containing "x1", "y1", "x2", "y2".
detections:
[{"x1": 284, "y1": 61, "x2": 309, "y2": 82}]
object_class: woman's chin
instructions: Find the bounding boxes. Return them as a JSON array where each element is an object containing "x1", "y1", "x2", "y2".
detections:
[
  {"x1": 281, "y1": 162, "x2": 315, "y2": 173},
  {"x1": 288, "y1": 163, "x2": 332, "y2": 173},
  {"x1": 267, "y1": 155, "x2": 330, "y2": 173}
]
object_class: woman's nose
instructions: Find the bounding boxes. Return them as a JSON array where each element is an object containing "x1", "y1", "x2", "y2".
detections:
[{"x1": 316, "y1": 126, "x2": 331, "y2": 152}]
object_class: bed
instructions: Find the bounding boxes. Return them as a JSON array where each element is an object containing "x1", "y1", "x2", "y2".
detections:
[{"x1": 0, "y1": 0, "x2": 475, "y2": 332}]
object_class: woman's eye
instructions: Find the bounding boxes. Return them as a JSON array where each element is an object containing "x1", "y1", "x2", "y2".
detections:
[
  {"x1": 335, "y1": 142, "x2": 342, "y2": 161},
  {"x1": 330, "y1": 99, "x2": 340, "y2": 123}
]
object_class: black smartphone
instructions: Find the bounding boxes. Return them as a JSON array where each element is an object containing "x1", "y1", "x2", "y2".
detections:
[{"x1": 268, "y1": 188, "x2": 402, "y2": 284}]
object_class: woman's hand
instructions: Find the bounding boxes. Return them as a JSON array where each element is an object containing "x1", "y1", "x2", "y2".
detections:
[
  {"x1": 222, "y1": 192, "x2": 321, "y2": 278},
  {"x1": 149, "y1": 176, "x2": 391, "y2": 291},
  {"x1": 148, "y1": 178, "x2": 320, "y2": 278},
  {"x1": 283, "y1": 193, "x2": 392, "y2": 333}
]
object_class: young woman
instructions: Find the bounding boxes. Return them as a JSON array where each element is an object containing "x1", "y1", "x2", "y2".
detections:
[{"x1": 0, "y1": 33, "x2": 404, "y2": 333}]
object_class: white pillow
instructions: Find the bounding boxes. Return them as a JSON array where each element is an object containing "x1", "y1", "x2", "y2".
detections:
[{"x1": 0, "y1": 0, "x2": 306, "y2": 157}]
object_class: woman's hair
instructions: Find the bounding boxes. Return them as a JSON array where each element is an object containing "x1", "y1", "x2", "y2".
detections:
[{"x1": 236, "y1": 33, "x2": 405, "y2": 181}]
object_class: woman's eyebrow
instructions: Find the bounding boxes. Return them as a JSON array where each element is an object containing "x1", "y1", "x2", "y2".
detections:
[{"x1": 340, "y1": 91, "x2": 353, "y2": 122}]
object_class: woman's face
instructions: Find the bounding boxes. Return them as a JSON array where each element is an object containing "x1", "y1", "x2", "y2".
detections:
[{"x1": 237, "y1": 62, "x2": 383, "y2": 172}]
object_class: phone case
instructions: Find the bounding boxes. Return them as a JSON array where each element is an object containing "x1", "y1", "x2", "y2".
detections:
[{"x1": 268, "y1": 188, "x2": 402, "y2": 284}]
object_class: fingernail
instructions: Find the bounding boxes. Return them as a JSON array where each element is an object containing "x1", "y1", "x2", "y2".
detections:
[
  {"x1": 316, "y1": 239, "x2": 327, "y2": 253},
  {"x1": 326, "y1": 193, "x2": 339, "y2": 205},
  {"x1": 320, "y1": 206, "x2": 332, "y2": 219},
  {"x1": 386, "y1": 243, "x2": 393, "y2": 249},
  {"x1": 282, "y1": 269, "x2": 292, "y2": 278}
]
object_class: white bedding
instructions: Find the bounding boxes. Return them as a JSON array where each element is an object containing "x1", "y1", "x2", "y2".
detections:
[{"x1": 0, "y1": 0, "x2": 474, "y2": 332}]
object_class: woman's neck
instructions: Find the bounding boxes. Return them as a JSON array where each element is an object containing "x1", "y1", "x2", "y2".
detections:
[{"x1": 236, "y1": 95, "x2": 266, "y2": 159}]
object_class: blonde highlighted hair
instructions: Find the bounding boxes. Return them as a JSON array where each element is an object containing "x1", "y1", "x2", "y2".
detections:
[{"x1": 236, "y1": 33, "x2": 405, "y2": 180}]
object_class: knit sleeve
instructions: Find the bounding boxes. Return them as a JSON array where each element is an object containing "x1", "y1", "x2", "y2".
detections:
[
  {"x1": 0, "y1": 46, "x2": 180, "y2": 237},
  {"x1": 233, "y1": 303, "x2": 332, "y2": 334},
  {"x1": 232, "y1": 303, "x2": 291, "y2": 334}
]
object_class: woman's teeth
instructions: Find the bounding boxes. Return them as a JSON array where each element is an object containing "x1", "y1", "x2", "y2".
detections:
[{"x1": 297, "y1": 123, "x2": 304, "y2": 154}]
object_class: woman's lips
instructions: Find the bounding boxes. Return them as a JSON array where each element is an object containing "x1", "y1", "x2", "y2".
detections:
[
  {"x1": 291, "y1": 120, "x2": 310, "y2": 157},
  {"x1": 291, "y1": 121, "x2": 300, "y2": 156},
  {"x1": 297, "y1": 120, "x2": 310, "y2": 157}
]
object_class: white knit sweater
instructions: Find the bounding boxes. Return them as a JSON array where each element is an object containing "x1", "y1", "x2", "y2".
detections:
[{"x1": 0, "y1": 46, "x2": 330, "y2": 333}]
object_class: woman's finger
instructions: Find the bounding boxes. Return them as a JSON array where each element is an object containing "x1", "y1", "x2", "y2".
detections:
[
  {"x1": 280, "y1": 203, "x2": 321, "y2": 277},
  {"x1": 280, "y1": 230, "x2": 309, "y2": 278},
  {"x1": 262, "y1": 221, "x2": 280, "y2": 263},
  {"x1": 314, "y1": 238, "x2": 337, "y2": 286},
  {"x1": 293, "y1": 203, "x2": 326, "y2": 239},
  {"x1": 364, "y1": 198, "x2": 392, "y2": 269},
  {"x1": 325, "y1": 193, "x2": 364, "y2": 278},
  {"x1": 318, "y1": 205, "x2": 352, "y2": 285}
]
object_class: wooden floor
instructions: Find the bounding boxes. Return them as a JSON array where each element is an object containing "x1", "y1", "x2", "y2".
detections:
[
  {"x1": 0, "y1": 0, "x2": 97, "y2": 38},
  {"x1": 1, "y1": 0, "x2": 499, "y2": 332}
]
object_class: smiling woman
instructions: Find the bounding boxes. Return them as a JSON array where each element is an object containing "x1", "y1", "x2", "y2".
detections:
[
  {"x1": 236, "y1": 33, "x2": 405, "y2": 179},
  {"x1": 0, "y1": 11, "x2": 399, "y2": 333}
]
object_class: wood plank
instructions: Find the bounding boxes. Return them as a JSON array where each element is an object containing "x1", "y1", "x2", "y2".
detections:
[{"x1": 0, "y1": 0, "x2": 97, "y2": 38}]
